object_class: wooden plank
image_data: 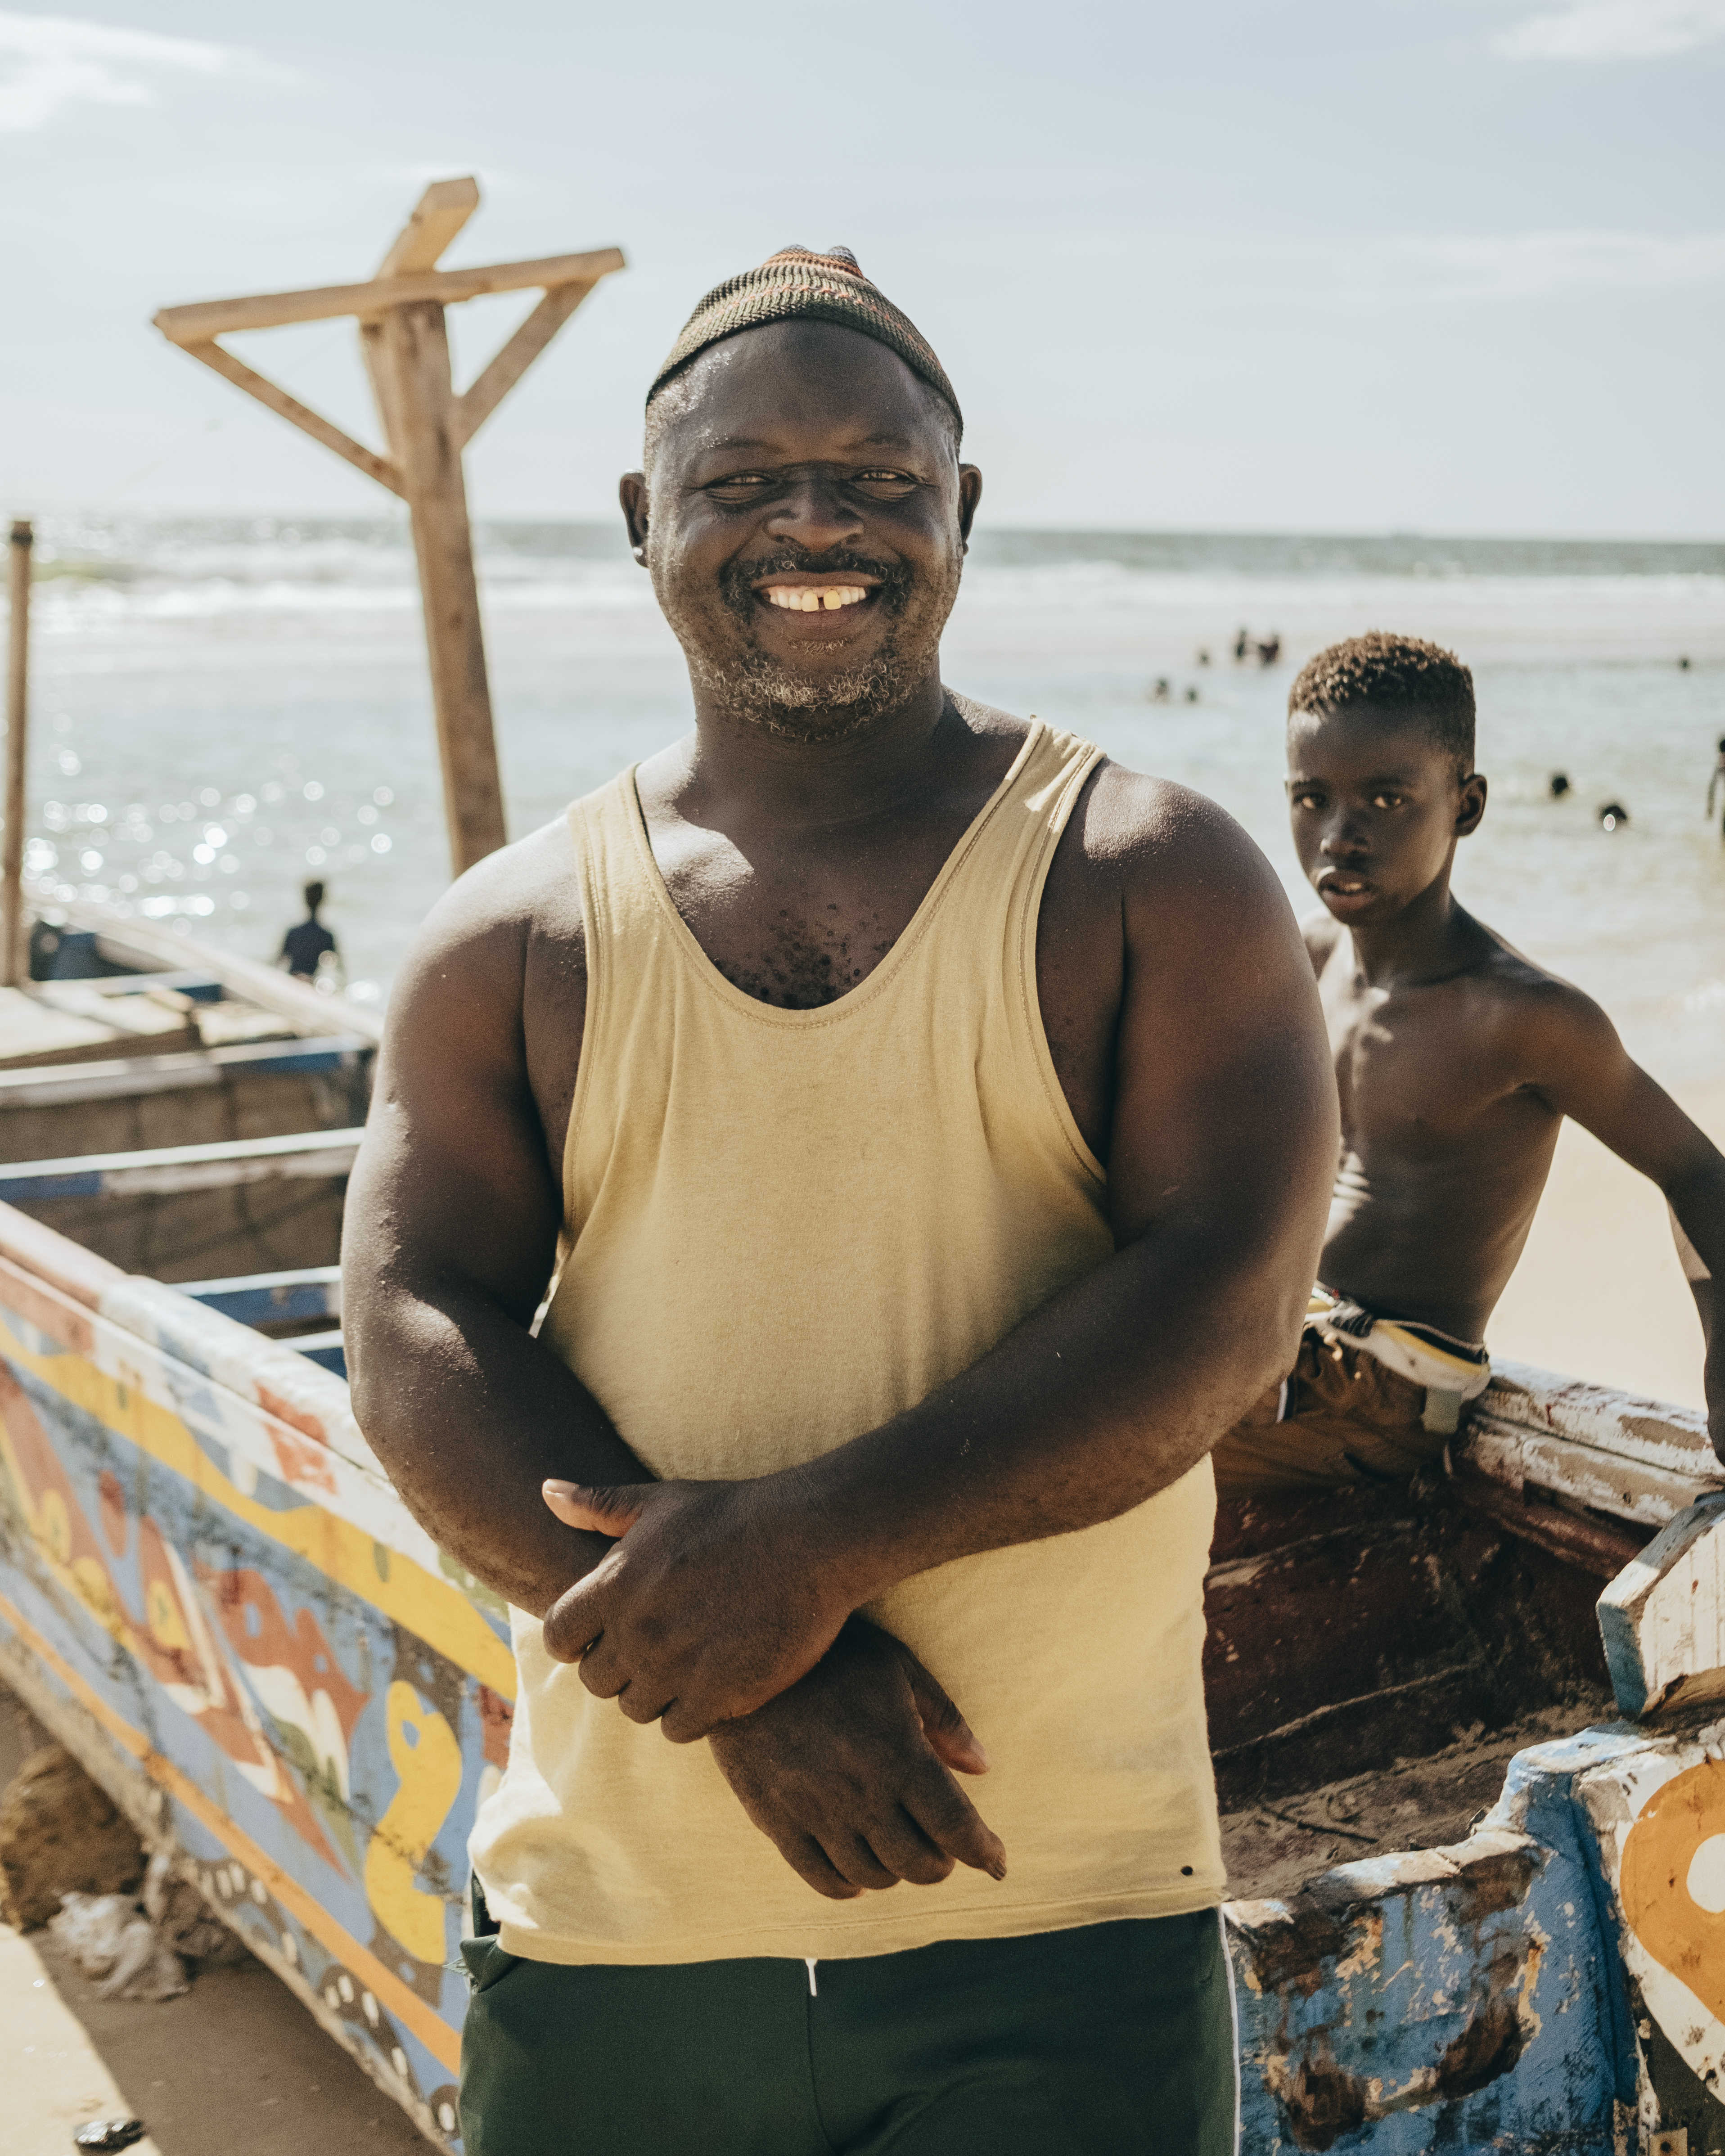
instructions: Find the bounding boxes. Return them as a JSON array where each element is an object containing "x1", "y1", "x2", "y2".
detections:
[
  {"x1": 0, "y1": 1036, "x2": 371, "y2": 1107},
  {"x1": 453, "y1": 280, "x2": 594, "y2": 448},
  {"x1": 177, "y1": 1264, "x2": 340, "y2": 1327},
  {"x1": 0, "y1": 982, "x2": 156, "y2": 1069},
  {"x1": 378, "y1": 301, "x2": 507, "y2": 873},
  {"x1": 180, "y1": 340, "x2": 404, "y2": 498},
  {"x1": 153, "y1": 247, "x2": 626, "y2": 343},
  {"x1": 1597, "y1": 1494, "x2": 1725, "y2": 1715},
  {"x1": 0, "y1": 1125, "x2": 363, "y2": 1202},
  {"x1": 375, "y1": 175, "x2": 479, "y2": 279},
  {"x1": 4, "y1": 520, "x2": 30, "y2": 988},
  {"x1": 1482, "y1": 1357, "x2": 1716, "y2": 1480},
  {"x1": 59, "y1": 900, "x2": 384, "y2": 1044}
]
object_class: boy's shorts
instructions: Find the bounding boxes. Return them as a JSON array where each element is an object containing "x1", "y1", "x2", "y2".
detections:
[
  {"x1": 1211, "y1": 1322, "x2": 1456, "y2": 1496},
  {"x1": 458, "y1": 1904, "x2": 1239, "y2": 2155}
]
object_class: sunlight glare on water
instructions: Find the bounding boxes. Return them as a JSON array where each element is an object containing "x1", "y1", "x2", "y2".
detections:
[{"x1": 23, "y1": 516, "x2": 1725, "y2": 1081}]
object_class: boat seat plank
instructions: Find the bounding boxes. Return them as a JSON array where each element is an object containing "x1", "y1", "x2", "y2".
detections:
[
  {"x1": 0, "y1": 1127, "x2": 364, "y2": 1201},
  {"x1": 177, "y1": 1264, "x2": 341, "y2": 1326}
]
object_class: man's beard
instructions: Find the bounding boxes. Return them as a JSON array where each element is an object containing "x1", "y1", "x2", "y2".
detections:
[{"x1": 658, "y1": 546, "x2": 959, "y2": 743}]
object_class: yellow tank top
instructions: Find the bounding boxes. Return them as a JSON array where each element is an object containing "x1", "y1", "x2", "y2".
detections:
[{"x1": 469, "y1": 720, "x2": 1225, "y2": 1965}]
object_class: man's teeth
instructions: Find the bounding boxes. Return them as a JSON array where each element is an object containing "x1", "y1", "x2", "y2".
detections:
[{"x1": 764, "y1": 585, "x2": 868, "y2": 612}]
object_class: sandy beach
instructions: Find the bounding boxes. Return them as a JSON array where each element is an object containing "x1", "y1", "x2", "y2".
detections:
[{"x1": 1488, "y1": 1078, "x2": 1725, "y2": 1411}]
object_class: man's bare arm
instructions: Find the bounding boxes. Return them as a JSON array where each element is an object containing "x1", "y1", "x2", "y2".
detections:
[
  {"x1": 342, "y1": 830, "x2": 644, "y2": 1611},
  {"x1": 1522, "y1": 984, "x2": 1725, "y2": 1458},
  {"x1": 545, "y1": 795, "x2": 1338, "y2": 1738}
]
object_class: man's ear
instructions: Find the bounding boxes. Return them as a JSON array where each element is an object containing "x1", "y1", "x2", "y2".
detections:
[
  {"x1": 1456, "y1": 772, "x2": 1487, "y2": 838},
  {"x1": 957, "y1": 465, "x2": 982, "y2": 549},
  {"x1": 619, "y1": 473, "x2": 650, "y2": 564}
]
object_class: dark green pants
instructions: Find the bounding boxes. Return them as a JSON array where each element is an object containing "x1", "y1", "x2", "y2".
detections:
[{"x1": 458, "y1": 1908, "x2": 1239, "y2": 2155}]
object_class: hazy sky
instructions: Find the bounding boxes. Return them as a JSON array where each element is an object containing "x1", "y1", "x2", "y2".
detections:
[{"x1": 1, "y1": 0, "x2": 1720, "y2": 534}]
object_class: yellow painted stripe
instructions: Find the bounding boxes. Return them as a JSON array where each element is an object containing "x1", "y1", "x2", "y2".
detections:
[
  {"x1": 0, "y1": 1587, "x2": 463, "y2": 2077},
  {"x1": 0, "y1": 1306, "x2": 515, "y2": 1699}
]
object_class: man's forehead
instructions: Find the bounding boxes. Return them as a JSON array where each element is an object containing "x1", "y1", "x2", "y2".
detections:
[
  {"x1": 692, "y1": 423, "x2": 928, "y2": 459},
  {"x1": 653, "y1": 323, "x2": 953, "y2": 464}
]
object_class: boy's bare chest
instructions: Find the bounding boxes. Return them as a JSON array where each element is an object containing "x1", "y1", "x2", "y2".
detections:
[{"x1": 1321, "y1": 976, "x2": 1528, "y2": 1153}]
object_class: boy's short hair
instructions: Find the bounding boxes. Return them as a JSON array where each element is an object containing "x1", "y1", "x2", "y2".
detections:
[{"x1": 1288, "y1": 633, "x2": 1476, "y2": 774}]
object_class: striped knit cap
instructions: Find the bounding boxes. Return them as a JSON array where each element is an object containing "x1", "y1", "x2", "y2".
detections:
[{"x1": 649, "y1": 245, "x2": 961, "y2": 434}]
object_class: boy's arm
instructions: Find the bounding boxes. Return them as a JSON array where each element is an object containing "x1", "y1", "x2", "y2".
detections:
[
  {"x1": 1525, "y1": 985, "x2": 1725, "y2": 1461},
  {"x1": 1299, "y1": 905, "x2": 1341, "y2": 979}
]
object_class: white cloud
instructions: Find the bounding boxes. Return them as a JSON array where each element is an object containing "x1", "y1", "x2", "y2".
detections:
[
  {"x1": 1322, "y1": 229, "x2": 1725, "y2": 301},
  {"x1": 1492, "y1": 0, "x2": 1725, "y2": 60},
  {"x1": 0, "y1": 10, "x2": 254, "y2": 131}
]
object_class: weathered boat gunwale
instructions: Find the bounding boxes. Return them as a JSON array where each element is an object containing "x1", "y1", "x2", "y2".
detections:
[{"x1": 0, "y1": 1112, "x2": 1723, "y2": 2148}]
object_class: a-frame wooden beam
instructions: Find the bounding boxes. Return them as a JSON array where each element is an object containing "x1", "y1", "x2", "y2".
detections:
[{"x1": 153, "y1": 180, "x2": 625, "y2": 877}]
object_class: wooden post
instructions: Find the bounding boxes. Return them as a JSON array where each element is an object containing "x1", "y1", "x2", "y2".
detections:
[
  {"x1": 3, "y1": 520, "x2": 32, "y2": 989},
  {"x1": 153, "y1": 183, "x2": 625, "y2": 880},
  {"x1": 379, "y1": 300, "x2": 504, "y2": 869}
]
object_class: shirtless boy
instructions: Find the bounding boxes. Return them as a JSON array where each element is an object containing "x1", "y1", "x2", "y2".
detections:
[{"x1": 1213, "y1": 632, "x2": 1725, "y2": 1495}]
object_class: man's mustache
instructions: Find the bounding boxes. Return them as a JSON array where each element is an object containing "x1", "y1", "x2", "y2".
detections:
[{"x1": 718, "y1": 551, "x2": 914, "y2": 619}]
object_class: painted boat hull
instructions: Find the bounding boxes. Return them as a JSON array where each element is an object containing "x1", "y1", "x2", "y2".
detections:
[{"x1": 0, "y1": 1186, "x2": 1721, "y2": 2151}]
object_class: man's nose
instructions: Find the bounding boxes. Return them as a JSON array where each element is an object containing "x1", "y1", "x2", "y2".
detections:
[{"x1": 765, "y1": 473, "x2": 864, "y2": 554}]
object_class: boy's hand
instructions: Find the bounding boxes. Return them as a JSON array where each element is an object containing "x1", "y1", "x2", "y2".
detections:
[
  {"x1": 539, "y1": 1476, "x2": 856, "y2": 1739},
  {"x1": 707, "y1": 1617, "x2": 1007, "y2": 1899}
]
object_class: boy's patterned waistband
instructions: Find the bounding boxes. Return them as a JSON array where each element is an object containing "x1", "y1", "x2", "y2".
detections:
[{"x1": 1310, "y1": 1286, "x2": 1491, "y2": 1402}]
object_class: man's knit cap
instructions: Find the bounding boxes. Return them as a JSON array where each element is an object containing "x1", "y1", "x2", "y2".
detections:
[{"x1": 648, "y1": 245, "x2": 961, "y2": 435}]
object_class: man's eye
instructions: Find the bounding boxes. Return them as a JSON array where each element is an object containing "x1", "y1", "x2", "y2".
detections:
[
  {"x1": 1372, "y1": 794, "x2": 1404, "y2": 809},
  {"x1": 1293, "y1": 792, "x2": 1322, "y2": 810},
  {"x1": 852, "y1": 470, "x2": 918, "y2": 491},
  {"x1": 705, "y1": 474, "x2": 773, "y2": 497}
]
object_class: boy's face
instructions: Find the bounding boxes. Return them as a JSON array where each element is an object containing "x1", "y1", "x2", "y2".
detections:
[{"x1": 1286, "y1": 705, "x2": 1486, "y2": 927}]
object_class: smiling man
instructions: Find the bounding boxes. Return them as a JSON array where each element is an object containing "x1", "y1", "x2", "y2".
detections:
[
  {"x1": 343, "y1": 247, "x2": 1335, "y2": 2153},
  {"x1": 1212, "y1": 631, "x2": 1725, "y2": 1497}
]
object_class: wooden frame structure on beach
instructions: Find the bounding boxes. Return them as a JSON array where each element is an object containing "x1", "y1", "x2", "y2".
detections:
[{"x1": 154, "y1": 179, "x2": 625, "y2": 877}]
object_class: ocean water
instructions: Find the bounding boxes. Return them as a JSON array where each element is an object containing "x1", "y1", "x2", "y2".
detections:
[{"x1": 19, "y1": 516, "x2": 1725, "y2": 1084}]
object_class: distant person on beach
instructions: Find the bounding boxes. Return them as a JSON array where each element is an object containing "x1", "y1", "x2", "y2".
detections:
[
  {"x1": 345, "y1": 244, "x2": 1333, "y2": 2152},
  {"x1": 1599, "y1": 801, "x2": 1629, "y2": 832},
  {"x1": 1212, "y1": 632, "x2": 1725, "y2": 1496},
  {"x1": 278, "y1": 881, "x2": 336, "y2": 981},
  {"x1": 1234, "y1": 626, "x2": 1251, "y2": 663},
  {"x1": 1257, "y1": 633, "x2": 1281, "y2": 667},
  {"x1": 1708, "y1": 738, "x2": 1725, "y2": 833},
  {"x1": 1549, "y1": 771, "x2": 1571, "y2": 798}
]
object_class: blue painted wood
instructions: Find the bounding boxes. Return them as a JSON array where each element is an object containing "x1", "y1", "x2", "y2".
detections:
[
  {"x1": 0, "y1": 1040, "x2": 374, "y2": 1108},
  {"x1": 177, "y1": 1265, "x2": 341, "y2": 1328},
  {"x1": 0, "y1": 1127, "x2": 363, "y2": 1201},
  {"x1": 290, "y1": 1330, "x2": 347, "y2": 1377}
]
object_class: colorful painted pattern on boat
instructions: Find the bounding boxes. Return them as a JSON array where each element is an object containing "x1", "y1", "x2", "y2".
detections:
[{"x1": 0, "y1": 1203, "x2": 509, "y2": 2147}]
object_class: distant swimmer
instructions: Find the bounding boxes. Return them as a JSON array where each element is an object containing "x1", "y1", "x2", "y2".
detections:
[
  {"x1": 279, "y1": 879, "x2": 338, "y2": 982},
  {"x1": 1211, "y1": 631, "x2": 1725, "y2": 1498},
  {"x1": 1599, "y1": 802, "x2": 1629, "y2": 831},
  {"x1": 1680, "y1": 655, "x2": 1693, "y2": 670},
  {"x1": 1234, "y1": 626, "x2": 1251, "y2": 663},
  {"x1": 1549, "y1": 772, "x2": 1571, "y2": 798},
  {"x1": 1257, "y1": 634, "x2": 1281, "y2": 667},
  {"x1": 1185, "y1": 685, "x2": 1200, "y2": 703},
  {"x1": 1150, "y1": 676, "x2": 1171, "y2": 703},
  {"x1": 1708, "y1": 738, "x2": 1725, "y2": 834},
  {"x1": 1196, "y1": 647, "x2": 1212, "y2": 667}
]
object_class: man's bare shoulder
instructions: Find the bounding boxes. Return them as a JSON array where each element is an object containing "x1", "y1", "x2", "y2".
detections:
[
  {"x1": 1074, "y1": 759, "x2": 1288, "y2": 912},
  {"x1": 391, "y1": 815, "x2": 583, "y2": 1025}
]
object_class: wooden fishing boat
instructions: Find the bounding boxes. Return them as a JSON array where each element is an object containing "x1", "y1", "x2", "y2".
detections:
[{"x1": 0, "y1": 996, "x2": 1720, "y2": 2154}]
